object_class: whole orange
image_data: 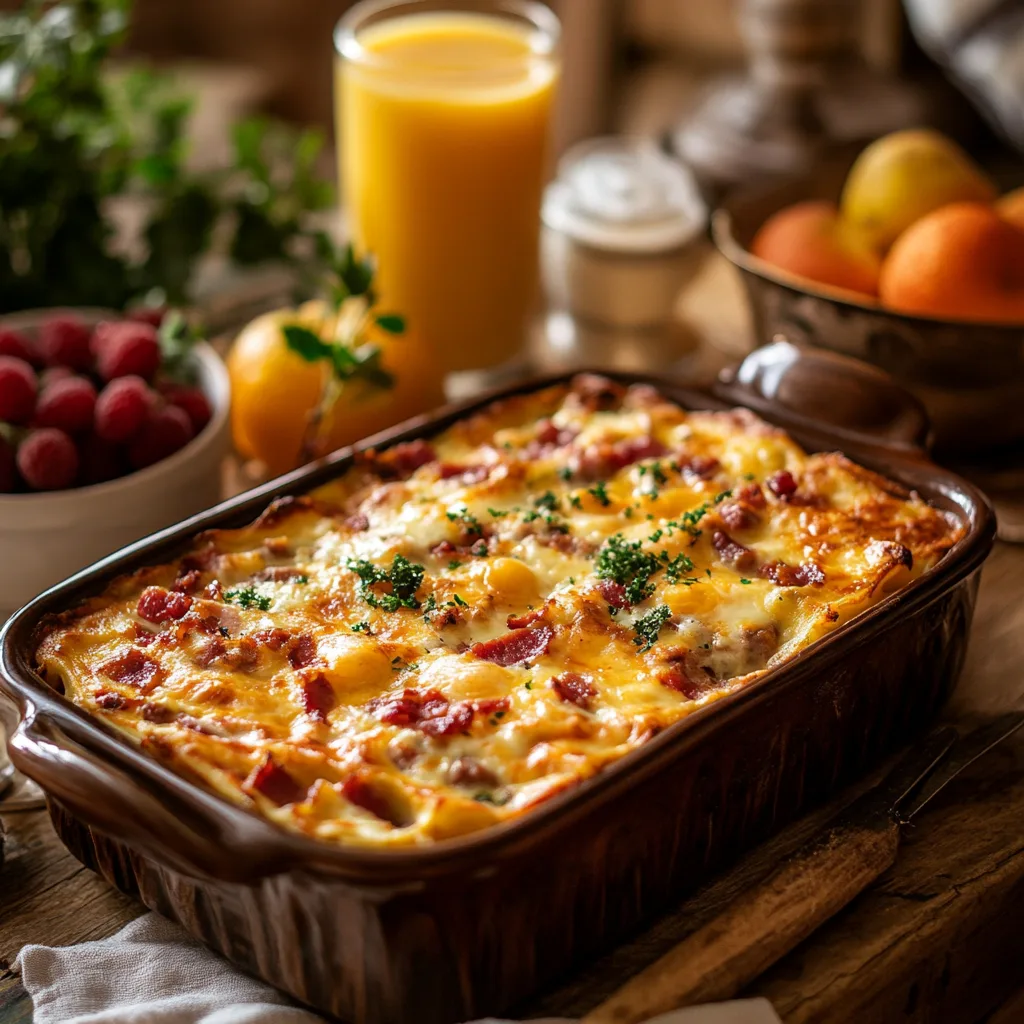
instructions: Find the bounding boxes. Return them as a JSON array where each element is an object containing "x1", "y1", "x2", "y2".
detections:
[
  {"x1": 750, "y1": 200, "x2": 882, "y2": 300},
  {"x1": 879, "y1": 202, "x2": 1024, "y2": 323},
  {"x1": 228, "y1": 301, "x2": 446, "y2": 475}
]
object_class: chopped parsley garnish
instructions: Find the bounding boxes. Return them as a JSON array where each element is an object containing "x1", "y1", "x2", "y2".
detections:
[
  {"x1": 351, "y1": 620, "x2": 371, "y2": 632},
  {"x1": 740, "y1": 578, "x2": 753, "y2": 585},
  {"x1": 714, "y1": 490, "x2": 733, "y2": 504},
  {"x1": 448, "y1": 560, "x2": 463, "y2": 570},
  {"x1": 569, "y1": 494, "x2": 583, "y2": 510},
  {"x1": 452, "y1": 593, "x2": 468, "y2": 607},
  {"x1": 524, "y1": 680, "x2": 533, "y2": 690},
  {"x1": 664, "y1": 552, "x2": 696, "y2": 583},
  {"x1": 639, "y1": 461, "x2": 668, "y2": 486},
  {"x1": 488, "y1": 508, "x2": 509, "y2": 518},
  {"x1": 623, "y1": 507, "x2": 634, "y2": 518},
  {"x1": 744, "y1": 472, "x2": 756, "y2": 481},
  {"x1": 534, "y1": 490, "x2": 559, "y2": 512},
  {"x1": 446, "y1": 507, "x2": 483, "y2": 536},
  {"x1": 471, "y1": 539, "x2": 489, "y2": 556},
  {"x1": 474, "y1": 791, "x2": 509, "y2": 805},
  {"x1": 294, "y1": 574, "x2": 309, "y2": 584},
  {"x1": 348, "y1": 554, "x2": 425, "y2": 612},
  {"x1": 558, "y1": 466, "x2": 573, "y2": 481},
  {"x1": 633, "y1": 605, "x2": 672, "y2": 652},
  {"x1": 595, "y1": 533, "x2": 661, "y2": 605},
  {"x1": 649, "y1": 529, "x2": 664, "y2": 543},
  {"x1": 224, "y1": 585, "x2": 271, "y2": 611},
  {"x1": 587, "y1": 481, "x2": 611, "y2": 507}
]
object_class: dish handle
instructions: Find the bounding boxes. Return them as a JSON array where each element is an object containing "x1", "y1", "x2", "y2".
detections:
[
  {"x1": 713, "y1": 340, "x2": 931, "y2": 456},
  {"x1": 8, "y1": 709, "x2": 292, "y2": 883}
]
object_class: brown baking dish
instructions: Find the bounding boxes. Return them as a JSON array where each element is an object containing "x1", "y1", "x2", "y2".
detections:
[{"x1": 0, "y1": 342, "x2": 995, "y2": 1024}]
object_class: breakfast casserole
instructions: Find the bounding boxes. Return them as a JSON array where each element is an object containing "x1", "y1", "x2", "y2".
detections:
[{"x1": 35, "y1": 376, "x2": 963, "y2": 848}]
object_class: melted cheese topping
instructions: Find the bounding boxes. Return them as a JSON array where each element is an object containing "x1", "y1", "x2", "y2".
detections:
[{"x1": 36, "y1": 378, "x2": 962, "y2": 848}]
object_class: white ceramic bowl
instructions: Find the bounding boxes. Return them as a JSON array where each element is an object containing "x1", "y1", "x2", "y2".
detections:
[{"x1": 0, "y1": 309, "x2": 231, "y2": 620}]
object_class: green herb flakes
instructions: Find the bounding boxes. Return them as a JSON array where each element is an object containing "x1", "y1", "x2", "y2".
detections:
[
  {"x1": 223, "y1": 585, "x2": 271, "y2": 611},
  {"x1": 633, "y1": 605, "x2": 672, "y2": 652}
]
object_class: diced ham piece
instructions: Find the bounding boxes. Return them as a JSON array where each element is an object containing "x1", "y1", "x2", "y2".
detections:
[
  {"x1": 366, "y1": 688, "x2": 475, "y2": 738},
  {"x1": 574, "y1": 436, "x2": 666, "y2": 481},
  {"x1": 678, "y1": 454, "x2": 721, "y2": 479},
  {"x1": 758, "y1": 561, "x2": 826, "y2": 587},
  {"x1": 418, "y1": 698, "x2": 474, "y2": 738},
  {"x1": 471, "y1": 625, "x2": 554, "y2": 667},
  {"x1": 550, "y1": 672, "x2": 596, "y2": 710},
  {"x1": 99, "y1": 648, "x2": 159, "y2": 689},
  {"x1": 301, "y1": 672, "x2": 335, "y2": 722},
  {"x1": 767, "y1": 470, "x2": 798, "y2": 500},
  {"x1": 340, "y1": 775, "x2": 410, "y2": 827},
  {"x1": 717, "y1": 499, "x2": 760, "y2": 531},
  {"x1": 137, "y1": 586, "x2": 192, "y2": 624},
  {"x1": 346, "y1": 512, "x2": 370, "y2": 533},
  {"x1": 288, "y1": 634, "x2": 318, "y2": 669},
  {"x1": 251, "y1": 628, "x2": 292, "y2": 652},
  {"x1": 244, "y1": 756, "x2": 305, "y2": 806},
  {"x1": 736, "y1": 482, "x2": 767, "y2": 508},
  {"x1": 598, "y1": 579, "x2": 629, "y2": 610},
  {"x1": 711, "y1": 530, "x2": 756, "y2": 571}
]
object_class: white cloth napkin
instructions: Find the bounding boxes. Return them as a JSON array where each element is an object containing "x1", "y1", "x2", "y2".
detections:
[{"x1": 16, "y1": 913, "x2": 782, "y2": 1024}]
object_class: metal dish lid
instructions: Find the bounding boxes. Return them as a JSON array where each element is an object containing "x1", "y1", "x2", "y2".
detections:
[{"x1": 543, "y1": 136, "x2": 706, "y2": 254}]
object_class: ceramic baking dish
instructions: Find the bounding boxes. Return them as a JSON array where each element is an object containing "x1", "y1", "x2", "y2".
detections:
[{"x1": 0, "y1": 342, "x2": 995, "y2": 1024}]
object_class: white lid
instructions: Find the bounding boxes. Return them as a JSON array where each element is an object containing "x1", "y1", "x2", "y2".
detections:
[{"x1": 542, "y1": 136, "x2": 706, "y2": 254}]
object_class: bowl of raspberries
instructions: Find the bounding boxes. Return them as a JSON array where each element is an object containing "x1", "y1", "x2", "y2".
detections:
[{"x1": 0, "y1": 308, "x2": 230, "y2": 619}]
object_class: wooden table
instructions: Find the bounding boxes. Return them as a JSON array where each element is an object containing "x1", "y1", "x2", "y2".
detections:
[{"x1": 3, "y1": 248, "x2": 1024, "y2": 1023}]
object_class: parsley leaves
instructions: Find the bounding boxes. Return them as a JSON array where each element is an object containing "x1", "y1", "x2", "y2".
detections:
[
  {"x1": 596, "y1": 534, "x2": 661, "y2": 605},
  {"x1": 633, "y1": 605, "x2": 672, "y2": 651},
  {"x1": 347, "y1": 554, "x2": 425, "y2": 612},
  {"x1": 224, "y1": 585, "x2": 271, "y2": 611}
]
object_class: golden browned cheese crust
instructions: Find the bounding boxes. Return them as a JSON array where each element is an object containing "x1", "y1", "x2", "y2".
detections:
[{"x1": 35, "y1": 377, "x2": 963, "y2": 847}]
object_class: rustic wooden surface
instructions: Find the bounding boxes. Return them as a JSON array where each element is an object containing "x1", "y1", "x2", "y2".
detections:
[{"x1": 3, "y1": 247, "x2": 1024, "y2": 1022}]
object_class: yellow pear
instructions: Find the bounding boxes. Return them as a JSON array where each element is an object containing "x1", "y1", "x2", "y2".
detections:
[{"x1": 840, "y1": 129, "x2": 996, "y2": 252}]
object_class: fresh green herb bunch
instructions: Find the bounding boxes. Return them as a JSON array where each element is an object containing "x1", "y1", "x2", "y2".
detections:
[
  {"x1": 0, "y1": 0, "x2": 333, "y2": 313},
  {"x1": 348, "y1": 553, "x2": 424, "y2": 612}
]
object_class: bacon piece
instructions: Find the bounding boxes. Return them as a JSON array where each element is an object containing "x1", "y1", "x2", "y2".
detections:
[
  {"x1": 245, "y1": 756, "x2": 305, "y2": 806},
  {"x1": 141, "y1": 702, "x2": 176, "y2": 724},
  {"x1": 222, "y1": 636, "x2": 260, "y2": 672},
  {"x1": 366, "y1": 688, "x2": 477, "y2": 738},
  {"x1": 438, "y1": 462, "x2": 491, "y2": 484},
  {"x1": 736, "y1": 482, "x2": 766, "y2": 508},
  {"x1": 473, "y1": 697, "x2": 511, "y2": 717},
  {"x1": 471, "y1": 625, "x2": 554, "y2": 667},
  {"x1": 575, "y1": 435, "x2": 666, "y2": 481},
  {"x1": 340, "y1": 775, "x2": 411, "y2": 827},
  {"x1": 507, "y1": 607, "x2": 547, "y2": 629},
  {"x1": 679, "y1": 454, "x2": 721, "y2": 480},
  {"x1": 251, "y1": 627, "x2": 292, "y2": 652},
  {"x1": 133, "y1": 625, "x2": 158, "y2": 647},
  {"x1": 192, "y1": 636, "x2": 226, "y2": 668},
  {"x1": 598, "y1": 579, "x2": 629, "y2": 610},
  {"x1": 172, "y1": 569, "x2": 202, "y2": 595},
  {"x1": 288, "y1": 634, "x2": 318, "y2": 669},
  {"x1": 95, "y1": 691, "x2": 133, "y2": 711},
  {"x1": 447, "y1": 756, "x2": 498, "y2": 788},
  {"x1": 759, "y1": 560, "x2": 826, "y2": 587},
  {"x1": 99, "y1": 648, "x2": 159, "y2": 689},
  {"x1": 377, "y1": 439, "x2": 437, "y2": 478},
  {"x1": 345, "y1": 512, "x2": 370, "y2": 533},
  {"x1": 536, "y1": 419, "x2": 579, "y2": 447},
  {"x1": 301, "y1": 672, "x2": 335, "y2": 722},
  {"x1": 659, "y1": 663, "x2": 716, "y2": 700},
  {"x1": 717, "y1": 502, "x2": 759, "y2": 531},
  {"x1": 766, "y1": 470, "x2": 798, "y2": 500},
  {"x1": 418, "y1": 697, "x2": 474, "y2": 738},
  {"x1": 137, "y1": 586, "x2": 192, "y2": 624},
  {"x1": 711, "y1": 531, "x2": 756, "y2": 571},
  {"x1": 550, "y1": 672, "x2": 596, "y2": 710}
]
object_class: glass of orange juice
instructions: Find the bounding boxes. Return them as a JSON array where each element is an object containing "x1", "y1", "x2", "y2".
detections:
[{"x1": 335, "y1": 0, "x2": 561, "y2": 376}]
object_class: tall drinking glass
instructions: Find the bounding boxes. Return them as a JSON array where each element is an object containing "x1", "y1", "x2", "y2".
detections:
[{"x1": 335, "y1": 0, "x2": 560, "y2": 375}]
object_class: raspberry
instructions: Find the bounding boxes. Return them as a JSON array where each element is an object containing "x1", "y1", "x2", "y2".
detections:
[
  {"x1": 0, "y1": 356, "x2": 38, "y2": 424},
  {"x1": 127, "y1": 307, "x2": 167, "y2": 328},
  {"x1": 163, "y1": 384, "x2": 212, "y2": 432},
  {"x1": 94, "y1": 376, "x2": 153, "y2": 442},
  {"x1": 39, "y1": 315, "x2": 93, "y2": 371},
  {"x1": 34, "y1": 376, "x2": 97, "y2": 434},
  {"x1": 39, "y1": 365, "x2": 75, "y2": 389},
  {"x1": 17, "y1": 428, "x2": 79, "y2": 491},
  {"x1": 79, "y1": 433, "x2": 124, "y2": 485},
  {"x1": 0, "y1": 435, "x2": 16, "y2": 492},
  {"x1": 128, "y1": 404, "x2": 193, "y2": 470},
  {"x1": 94, "y1": 322, "x2": 161, "y2": 381},
  {"x1": 0, "y1": 328, "x2": 39, "y2": 366}
]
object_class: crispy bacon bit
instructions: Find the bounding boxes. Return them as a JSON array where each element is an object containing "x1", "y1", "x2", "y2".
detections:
[
  {"x1": 366, "y1": 688, "x2": 475, "y2": 738},
  {"x1": 711, "y1": 531, "x2": 756, "y2": 571},
  {"x1": 575, "y1": 435, "x2": 666, "y2": 481},
  {"x1": 679, "y1": 454, "x2": 721, "y2": 479},
  {"x1": 432, "y1": 539, "x2": 457, "y2": 558},
  {"x1": 447, "y1": 756, "x2": 498, "y2": 788},
  {"x1": 251, "y1": 627, "x2": 292, "y2": 652},
  {"x1": 507, "y1": 607, "x2": 547, "y2": 629},
  {"x1": 825, "y1": 605, "x2": 840, "y2": 623},
  {"x1": 567, "y1": 373, "x2": 625, "y2": 412},
  {"x1": 536, "y1": 419, "x2": 579, "y2": 447},
  {"x1": 471, "y1": 625, "x2": 554, "y2": 667},
  {"x1": 301, "y1": 672, "x2": 335, "y2": 722},
  {"x1": 473, "y1": 697, "x2": 511, "y2": 717},
  {"x1": 192, "y1": 636, "x2": 226, "y2": 668},
  {"x1": 550, "y1": 672, "x2": 596, "y2": 710},
  {"x1": 245, "y1": 756, "x2": 305, "y2": 806},
  {"x1": 141, "y1": 702, "x2": 176, "y2": 724},
  {"x1": 717, "y1": 501, "x2": 759, "y2": 531},
  {"x1": 598, "y1": 579, "x2": 629, "y2": 610},
  {"x1": 345, "y1": 512, "x2": 370, "y2": 533},
  {"x1": 659, "y1": 663, "x2": 716, "y2": 700},
  {"x1": 95, "y1": 691, "x2": 132, "y2": 711},
  {"x1": 767, "y1": 470, "x2": 798, "y2": 500},
  {"x1": 340, "y1": 775, "x2": 411, "y2": 827},
  {"x1": 759, "y1": 560, "x2": 826, "y2": 587},
  {"x1": 172, "y1": 569, "x2": 202, "y2": 595},
  {"x1": 99, "y1": 648, "x2": 159, "y2": 689},
  {"x1": 137, "y1": 586, "x2": 192, "y2": 624},
  {"x1": 377, "y1": 439, "x2": 437, "y2": 478},
  {"x1": 133, "y1": 625, "x2": 158, "y2": 647},
  {"x1": 737, "y1": 482, "x2": 766, "y2": 508},
  {"x1": 221, "y1": 635, "x2": 260, "y2": 672},
  {"x1": 438, "y1": 462, "x2": 490, "y2": 484},
  {"x1": 288, "y1": 634, "x2": 318, "y2": 669}
]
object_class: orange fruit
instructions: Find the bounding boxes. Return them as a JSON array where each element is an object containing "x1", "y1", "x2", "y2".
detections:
[
  {"x1": 228, "y1": 301, "x2": 445, "y2": 475},
  {"x1": 879, "y1": 202, "x2": 1024, "y2": 323}
]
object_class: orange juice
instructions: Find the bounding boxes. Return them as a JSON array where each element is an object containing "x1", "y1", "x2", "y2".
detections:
[{"x1": 336, "y1": 3, "x2": 560, "y2": 373}]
